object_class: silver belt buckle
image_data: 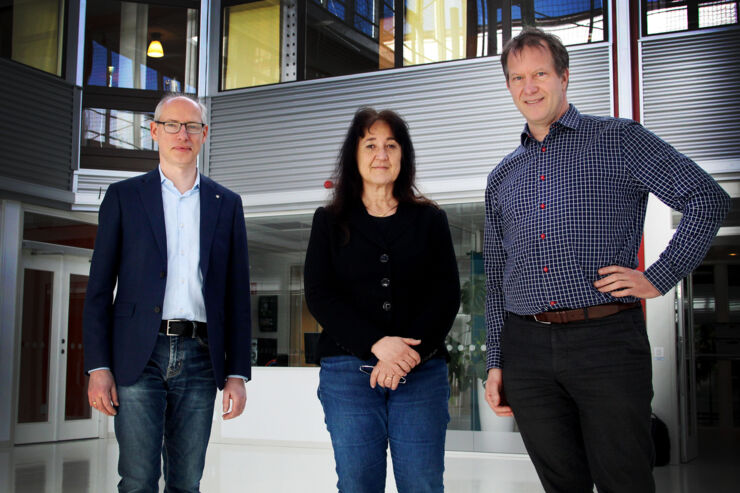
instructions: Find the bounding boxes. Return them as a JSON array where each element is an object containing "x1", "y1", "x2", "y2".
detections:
[
  {"x1": 165, "y1": 319, "x2": 183, "y2": 336},
  {"x1": 533, "y1": 314, "x2": 551, "y2": 325}
]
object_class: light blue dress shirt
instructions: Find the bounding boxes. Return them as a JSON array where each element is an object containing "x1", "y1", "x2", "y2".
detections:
[
  {"x1": 159, "y1": 166, "x2": 247, "y2": 383},
  {"x1": 159, "y1": 166, "x2": 207, "y2": 322}
]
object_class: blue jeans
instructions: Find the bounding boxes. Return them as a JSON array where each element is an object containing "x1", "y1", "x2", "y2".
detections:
[
  {"x1": 114, "y1": 334, "x2": 217, "y2": 493},
  {"x1": 318, "y1": 355, "x2": 450, "y2": 493}
]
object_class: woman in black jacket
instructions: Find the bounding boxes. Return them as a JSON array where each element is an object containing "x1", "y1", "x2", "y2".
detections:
[{"x1": 304, "y1": 107, "x2": 460, "y2": 493}]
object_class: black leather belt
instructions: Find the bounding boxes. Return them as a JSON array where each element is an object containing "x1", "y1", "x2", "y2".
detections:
[
  {"x1": 521, "y1": 302, "x2": 641, "y2": 324},
  {"x1": 159, "y1": 320, "x2": 207, "y2": 337}
]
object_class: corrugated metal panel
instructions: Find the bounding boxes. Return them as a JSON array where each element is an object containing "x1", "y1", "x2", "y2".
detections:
[
  {"x1": 208, "y1": 44, "x2": 611, "y2": 204},
  {"x1": 642, "y1": 29, "x2": 740, "y2": 170},
  {"x1": 0, "y1": 58, "x2": 74, "y2": 192},
  {"x1": 75, "y1": 169, "x2": 141, "y2": 195}
]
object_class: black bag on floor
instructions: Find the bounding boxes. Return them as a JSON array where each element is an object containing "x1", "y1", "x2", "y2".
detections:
[{"x1": 651, "y1": 413, "x2": 670, "y2": 467}]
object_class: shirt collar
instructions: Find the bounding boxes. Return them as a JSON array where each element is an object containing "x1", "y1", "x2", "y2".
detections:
[
  {"x1": 520, "y1": 104, "x2": 580, "y2": 145},
  {"x1": 158, "y1": 164, "x2": 200, "y2": 195}
]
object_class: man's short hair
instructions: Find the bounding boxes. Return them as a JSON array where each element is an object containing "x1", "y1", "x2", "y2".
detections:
[
  {"x1": 153, "y1": 93, "x2": 208, "y2": 123},
  {"x1": 501, "y1": 27, "x2": 569, "y2": 82}
]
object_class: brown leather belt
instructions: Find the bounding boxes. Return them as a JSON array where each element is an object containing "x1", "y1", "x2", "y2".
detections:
[
  {"x1": 159, "y1": 320, "x2": 207, "y2": 337},
  {"x1": 522, "y1": 302, "x2": 641, "y2": 324}
]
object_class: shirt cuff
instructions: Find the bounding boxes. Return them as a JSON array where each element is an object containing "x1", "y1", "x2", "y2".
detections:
[
  {"x1": 88, "y1": 367, "x2": 110, "y2": 374},
  {"x1": 486, "y1": 345, "x2": 502, "y2": 370},
  {"x1": 226, "y1": 374, "x2": 249, "y2": 383},
  {"x1": 644, "y1": 260, "x2": 680, "y2": 295}
]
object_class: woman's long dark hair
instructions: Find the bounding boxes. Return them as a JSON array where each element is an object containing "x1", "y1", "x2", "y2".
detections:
[{"x1": 326, "y1": 107, "x2": 434, "y2": 228}]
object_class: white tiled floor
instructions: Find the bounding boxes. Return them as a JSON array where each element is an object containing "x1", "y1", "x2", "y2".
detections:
[{"x1": 3, "y1": 430, "x2": 739, "y2": 492}]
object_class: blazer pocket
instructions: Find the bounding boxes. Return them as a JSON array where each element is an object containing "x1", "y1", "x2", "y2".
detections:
[{"x1": 113, "y1": 302, "x2": 135, "y2": 318}]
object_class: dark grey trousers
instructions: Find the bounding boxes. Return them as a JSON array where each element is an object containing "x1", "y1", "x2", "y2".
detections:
[{"x1": 502, "y1": 307, "x2": 655, "y2": 493}]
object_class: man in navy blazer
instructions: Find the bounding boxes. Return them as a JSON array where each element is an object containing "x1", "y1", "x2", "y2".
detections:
[{"x1": 83, "y1": 94, "x2": 251, "y2": 492}]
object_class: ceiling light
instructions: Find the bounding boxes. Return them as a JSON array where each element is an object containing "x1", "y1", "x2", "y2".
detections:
[{"x1": 147, "y1": 33, "x2": 164, "y2": 58}]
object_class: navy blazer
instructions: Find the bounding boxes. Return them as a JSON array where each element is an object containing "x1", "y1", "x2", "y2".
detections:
[
  {"x1": 83, "y1": 168, "x2": 252, "y2": 389},
  {"x1": 304, "y1": 202, "x2": 460, "y2": 363}
]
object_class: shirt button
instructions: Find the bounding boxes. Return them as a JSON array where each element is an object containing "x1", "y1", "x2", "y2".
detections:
[
  {"x1": 540, "y1": 234, "x2": 546, "y2": 239},
  {"x1": 154, "y1": 306, "x2": 161, "y2": 313},
  {"x1": 540, "y1": 203, "x2": 546, "y2": 209},
  {"x1": 549, "y1": 301, "x2": 556, "y2": 306},
  {"x1": 382, "y1": 301, "x2": 392, "y2": 311},
  {"x1": 540, "y1": 175, "x2": 545, "y2": 181},
  {"x1": 380, "y1": 254, "x2": 389, "y2": 263},
  {"x1": 543, "y1": 266, "x2": 549, "y2": 273},
  {"x1": 541, "y1": 147, "x2": 546, "y2": 152},
  {"x1": 381, "y1": 278, "x2": 390, "y2": 288}
]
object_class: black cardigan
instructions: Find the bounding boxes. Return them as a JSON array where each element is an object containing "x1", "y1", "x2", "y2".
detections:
[{"x1": 304, "y1": 202, "x2": 461, "y2": 363}]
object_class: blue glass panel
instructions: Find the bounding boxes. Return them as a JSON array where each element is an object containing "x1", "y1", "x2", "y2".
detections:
[
  {"x1": 116, "y1": 54, "x2": 134, "y2": 88},
  {"x1": 328, "y1": 0, "x2": 345, "y2": 19},
  {"x1": 145, "y1": 66, "x2": 158, "y2": 90},
  {"x1": 355, "y1": 17, "x2": 374, "y2": 37},
  {"x1": 87, "y1": 41, "x2": 107, "y2": 86},
  {"x1": 355, "y1": 0, "x2": 374, "y2": 19}
]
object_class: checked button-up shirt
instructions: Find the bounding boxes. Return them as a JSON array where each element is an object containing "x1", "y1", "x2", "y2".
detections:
[{"x1": 484, "y1": 105, "x2": 730, "y2": 370}]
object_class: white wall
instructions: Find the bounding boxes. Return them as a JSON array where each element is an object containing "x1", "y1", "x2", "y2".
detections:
[
  {"x1": 212, "y1": 367, "x2": 330, "y2": 445},
  {"x1": 644, "y1": 195, "x2": 681, "y2": 465},
  {"x1": 104, "y1": 368, "x2": 331, "y2": 445}
]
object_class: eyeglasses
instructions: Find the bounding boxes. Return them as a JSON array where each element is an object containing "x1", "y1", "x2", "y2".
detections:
[
  {"x1": 155, "y1": 121, "x2": 205, "y2": 134},
  {"x1": 359, "y1": 365, "x2": 406, "y2": 384}
]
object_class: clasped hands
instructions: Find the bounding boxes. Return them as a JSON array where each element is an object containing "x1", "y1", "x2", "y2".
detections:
[{"x1": 369, "y1": 336, "x2": 421, "y2": 390}]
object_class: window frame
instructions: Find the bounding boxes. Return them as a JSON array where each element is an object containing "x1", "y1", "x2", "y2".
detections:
[
  {"x1": 218, "y1": 0, "x2": 609, "y2": 92},
  {"x1": 641, "y1": 0, "x2": 740, "y2": 37},
  {"x1": 81, "y1": 0, "x2": 201, "y2": 173}
]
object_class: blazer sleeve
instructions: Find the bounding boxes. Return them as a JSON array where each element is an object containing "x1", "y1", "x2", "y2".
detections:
[
  {"x1": 83, "y1": 184, "x2": 122, "y2": 373},
  {"x1": 409, "y1": 208, "x2": 461, "y2": 361},
  {"x1": 304, "y1": 207, "x2": 386, "y2": 359},
  {"x1": 224, "y1": 194, "x2": 252, "y2": 379}
]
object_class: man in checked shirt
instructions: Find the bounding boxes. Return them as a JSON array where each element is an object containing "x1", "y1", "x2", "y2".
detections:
[{"x1": 483, "y1": 28, "x2": 730, "y2": 493}]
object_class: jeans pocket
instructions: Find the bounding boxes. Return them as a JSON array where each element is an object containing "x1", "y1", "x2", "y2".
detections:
[{"x1": 195, "y1": 335, "x2": 209, "y2": 349}]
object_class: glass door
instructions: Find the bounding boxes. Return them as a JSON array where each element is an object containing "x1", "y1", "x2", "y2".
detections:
[
  {"x1": 15, "y1": 253, "x2": 99, "y2": 444},
  {"x1": 677, "y1": 275, "x2": 699, "y2": 462}
]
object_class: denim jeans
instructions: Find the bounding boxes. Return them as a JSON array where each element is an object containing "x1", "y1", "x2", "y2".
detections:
[
  {"x1": 502, "y1": 308, "x2": 655, "y2": 493},
  {"x1": 318, "y1": 355, "x2": 450, "y2": 493},
  {"x1": 114, "y1": 334, "x2": 217, "y2": 493}
]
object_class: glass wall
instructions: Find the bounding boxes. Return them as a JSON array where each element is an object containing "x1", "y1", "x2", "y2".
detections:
[
  {"x1": 82, "y1": 108, "x2": 155, "y2": 151},
  {"x1": 23, "y1": 212, "x2": 98, "y2": 250},
  {"x1": 643, "y1": 0, "x2": 739, "y2": 35},
  {"x1": 17, "y1": 269, "x2": 54, "y2": 424},
  {"x1": 305, "y1": 0, "x2": 396, "y2": 80},
  {"x1": 222, "y1": 0, "x2": 282, "y2": 90},
  {"x1": 0, "y1": 0, "x2": 66, "y2": 76},
  {"x1": 84, "y1": 1, "x2": 198, "y2": 92},
  {"x1": 221, "y1": 0, "x2": 606, "y2": 90},
  {"x1": 81, "y1": 0, "x2": 200, "y2": 172},
  {"x1": 687, "y1": 196, "x2": 740, "y2": 429},
  {"x1": 245, "y1": 201, "x2": 496, "y2": 432}
]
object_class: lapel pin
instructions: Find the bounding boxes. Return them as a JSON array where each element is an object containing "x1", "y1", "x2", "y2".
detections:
[{"x1": 216, "y1": 194, "x2": 220, "y2": 199}]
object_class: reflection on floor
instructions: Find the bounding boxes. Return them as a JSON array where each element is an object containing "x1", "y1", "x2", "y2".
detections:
[{"x1": 3, "y1": 429, "x2": 739, "y2": 492}]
